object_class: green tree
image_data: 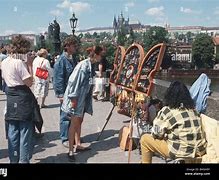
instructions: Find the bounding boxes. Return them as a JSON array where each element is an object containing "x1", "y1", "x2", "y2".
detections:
[
  {"x1": 60, "y1": 32, "x2": 69, "y2": 42},
  {"x1": 143, "y1": 26, "x2": 169, "y2": 52},
  {"x1": 117, "y1": 26, "x2": 127, "y2": 46},
  {"x1": 125, "y1": 28, "x2": 135, "y2": 47},
  {"x1": 84, "y1": 32, "x2": 92, "y2": 39},
  {"x1": 178, "y1": 33, "x2": 186, "y2": 42},
  {"x1": 173, "y1": 32, "x2": 179, "y2": 40},
  {"x1": 192, "y1": 33, "x2": 214, "y2": 69},
  {"x1": 104, "y1": 42, "x2": 116, "y2": 69},
  {"x1": 186, "y1": 31, "x2": 194, "y2": 44}
]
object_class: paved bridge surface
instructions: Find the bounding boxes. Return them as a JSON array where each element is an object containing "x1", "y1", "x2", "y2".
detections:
[{"x1": 0, "y1": 83, "x2": 164, "y2": 164}]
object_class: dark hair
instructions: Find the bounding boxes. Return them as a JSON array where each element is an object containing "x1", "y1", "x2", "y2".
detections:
[
  {"x1": 149, "y1": 98, "x2": 163, "y2": 108},
  {"x1": 0, "y1": 48, "x2": 7, "y2": 55},
  {"x1": 86, "y1": 46, "x2": 103, "y2": 57},
  {"x1": 8, "y1": 35, "x2": 31, "y2": 54},
  {"x1": 164, "y1": 81, "x2": 194, "y2": 109},
  {"x1": 62, "y1": 36, "x2": 79, "y2": 52}
]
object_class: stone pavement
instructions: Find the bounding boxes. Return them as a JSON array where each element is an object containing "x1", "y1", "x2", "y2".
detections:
[{"x1": 0, "y1": 83, "x2": 164, "y2": 163}]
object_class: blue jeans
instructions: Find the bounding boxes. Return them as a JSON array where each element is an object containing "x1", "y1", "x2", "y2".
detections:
[
  {"x1": 7, "y1": 120, "x2": 34, "y2": 163},
  {"x1": 60, "y1": 108, "x2": 70, "y2": 143}
]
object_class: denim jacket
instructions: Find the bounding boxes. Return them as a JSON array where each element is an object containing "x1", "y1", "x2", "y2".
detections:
[
  {"x1": 53, "y1": 52, "x2": 77, "y2": 98},
  {"x1": 61, "y1": 59, "x2": 93, "y2": 116}
]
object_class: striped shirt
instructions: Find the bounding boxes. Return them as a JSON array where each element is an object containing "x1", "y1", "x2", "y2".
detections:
[{"x1": 152, "y1": 106, "x2": 206, "y2": 159}]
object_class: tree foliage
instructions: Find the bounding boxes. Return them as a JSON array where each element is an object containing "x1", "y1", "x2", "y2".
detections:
[
  {"x1": 192, "y1": 33, "x2": 214, "y2": 68},
  {"x1": 143, "y1": 26, "x2": 169, "y2": 52}
]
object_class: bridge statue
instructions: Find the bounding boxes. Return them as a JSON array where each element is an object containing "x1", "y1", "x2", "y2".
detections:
[{"x1": 48, "y1": 19, "x2": 61, "y2": 54}]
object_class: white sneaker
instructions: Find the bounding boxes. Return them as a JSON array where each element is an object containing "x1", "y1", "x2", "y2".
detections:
[{"x1": 62, "y1": 141, "x2": 69, "y2": 148}]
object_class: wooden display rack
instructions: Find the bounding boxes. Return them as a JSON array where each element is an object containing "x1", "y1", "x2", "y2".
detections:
[{"x1": 97, "y1": 43, "x2": 166, "y2": 163}]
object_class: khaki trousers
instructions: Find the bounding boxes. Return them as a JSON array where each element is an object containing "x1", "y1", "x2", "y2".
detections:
[{"x1": 140, "y1": 134, "x2": 169, "y2": 163}]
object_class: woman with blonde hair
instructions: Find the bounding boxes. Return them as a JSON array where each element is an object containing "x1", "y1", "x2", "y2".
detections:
[
  {"x1": 62, "y1": 46, "x2": 104, "y2": 161},
  {"x1": 32, "y1": 48, "x2": 51, "y2": 108}
]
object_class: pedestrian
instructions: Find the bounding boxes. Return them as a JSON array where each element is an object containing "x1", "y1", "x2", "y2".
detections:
[
  {"x1": 140, "y1": 81, "x2": 207, "y2": 163},
  {"x1": 53, "y1": 36, "x2": 79, "y2": 148},
  {"x1": 92, "y1": 47, "x2": 108, "y2": 101},
  {"x1": 32, "y1": 48, "x2": 51, "y2": 108},
  {"x1": 0, "y1": 47, "x2": 8, "y2": 91},
  {"x1": 1, "y1": 35, "x2": 35, "y2": 163},
  {"x1": 61, "y1": 45, "x2": 104, "y2": 161}
]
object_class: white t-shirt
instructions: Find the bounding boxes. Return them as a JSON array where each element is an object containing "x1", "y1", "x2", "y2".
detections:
[{"x1": 1, "y1": 56, "x2": 31, "y2": 87}]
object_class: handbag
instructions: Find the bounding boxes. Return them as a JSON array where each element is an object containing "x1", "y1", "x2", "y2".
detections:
[{"x1": 35, "y1": 59, "x2": 49, "y2": 80}]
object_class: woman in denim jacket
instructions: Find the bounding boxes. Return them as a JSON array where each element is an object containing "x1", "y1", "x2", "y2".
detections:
[{"x1": 62, "y1": 46, "x2": 104, "y2": 161}]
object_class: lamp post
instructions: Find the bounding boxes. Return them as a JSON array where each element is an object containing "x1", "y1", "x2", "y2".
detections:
[{"x1": 69, "y1": 13, "x2": 78, "y2": 35}]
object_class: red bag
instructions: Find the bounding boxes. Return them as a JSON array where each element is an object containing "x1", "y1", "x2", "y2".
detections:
[{"x1": 35, "y1": 60, "x2": 49, "y2": 80}]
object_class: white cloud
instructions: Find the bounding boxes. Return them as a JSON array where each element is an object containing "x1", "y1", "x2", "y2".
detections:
[
  {"x1": 124, "y1": 2, "x2": 135, "y2": 12},
  {"x1": 57, "y1": 0, "x2": 71, "y2": 9},
  {"x1": 13, "y1": 6, "x2": 18, "y2": 12},
  {"x1": 214, "y1": 7, "x2": 219, "y2": 15},
  {"x1": 180, "y1": 7, "x2": 201, "y2": 14},
  {"x1": 145, "y1": 6, "x2": 164, "y2": 17},
  {"x1": 57, "y1": 0, "x2": 91, "y2": 14},
  {"x1": 147, "y1": 0, "x2": 160, "y2": 3},
  {"x1": 50, "y1": 9, "x2": 63, "y2": 17}
]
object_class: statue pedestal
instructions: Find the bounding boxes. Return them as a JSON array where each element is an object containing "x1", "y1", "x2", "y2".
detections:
[{"x1": 53, "y1": 42, "x2": 61, "y2": 54}]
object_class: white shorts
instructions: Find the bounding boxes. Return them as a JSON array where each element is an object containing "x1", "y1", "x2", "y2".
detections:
[{"x1": 34, "y1": 81, "x2": 49, "y2": 98}]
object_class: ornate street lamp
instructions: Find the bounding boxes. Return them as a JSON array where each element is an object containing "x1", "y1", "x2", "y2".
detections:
[{"x1": 69, "y1": 13, "x2": 78, "y2": 35}]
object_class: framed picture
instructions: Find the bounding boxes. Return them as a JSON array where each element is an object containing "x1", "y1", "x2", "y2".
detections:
[{"x1": 135, "y1": 43, "x2": 166, "y2": 96}]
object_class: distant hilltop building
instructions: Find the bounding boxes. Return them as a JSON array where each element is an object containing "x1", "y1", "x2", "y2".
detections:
[
  {"x1": 113, "y1": 12, "x2": 150, "y2": 34},
  {"x1": 113, "y1": 12, "x2": 130, "y2": 34},
  {"x1": 166, "y1": 24, "x2": 219, "y2": 38},
  {"x1": 77, "y1": 12, "x2": 149, "y2": 35}
]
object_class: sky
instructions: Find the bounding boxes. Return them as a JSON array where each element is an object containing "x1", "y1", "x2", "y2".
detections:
[{"x1": 0, "y1": 0, "x2": 219, "y2": 36}]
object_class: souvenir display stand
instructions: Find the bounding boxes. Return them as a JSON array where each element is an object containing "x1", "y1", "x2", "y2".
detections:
[{"x1": 97, "y1": 43, "x2": 166, "y2": 163}]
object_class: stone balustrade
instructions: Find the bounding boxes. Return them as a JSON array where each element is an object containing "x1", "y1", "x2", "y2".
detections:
[{"x1": 152, "y1": 79, "x2": 219, "y2": 120}]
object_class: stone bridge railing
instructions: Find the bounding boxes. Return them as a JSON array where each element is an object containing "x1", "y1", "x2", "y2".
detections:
[{"x1": 151, "y1": 79, "x2": 219, "y2": 120}]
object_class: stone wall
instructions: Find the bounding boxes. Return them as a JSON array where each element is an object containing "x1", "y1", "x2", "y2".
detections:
[{"x1": 151, "y1": 79, "x2": 219, "y2": 120}]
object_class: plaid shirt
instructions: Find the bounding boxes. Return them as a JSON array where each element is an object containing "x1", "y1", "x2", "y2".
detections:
[{"x1": 152, "y1": 106, "x2": 206, "y2": 159}]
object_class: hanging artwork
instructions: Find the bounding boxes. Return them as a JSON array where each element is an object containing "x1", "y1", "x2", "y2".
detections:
[
  {"x1": 109, "y1": 46, "x2": 125, "y2": 84},
  {"x1": 109, "y1": 46, "x2": 125, "y2": 105},
  {"x1": 135, "y1": 43, "x2": 167, "y2": 96},
  {"x1": 133, "y1": 43, "x2": 167, "y2": 141},
  {"x1": 116, "y1": 44, "x2": 144, "y2": 89},
  {"x1": 98, "y1": 43, "x2": 167, "y2": 150},
  {"x1": 115, "y1": 43, "x2": 144, "y2": 117}
]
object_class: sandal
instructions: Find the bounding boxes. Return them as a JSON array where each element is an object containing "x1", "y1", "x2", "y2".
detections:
[
  {"x1": 92, "y1": 95, "x2": 98, "y2": 100},
  {"x1": 74, "y1": 146, "x2": 91, "y2": 153},
  {"x1": 68, "y1": 151, "x2": 75, "y2": 162}
]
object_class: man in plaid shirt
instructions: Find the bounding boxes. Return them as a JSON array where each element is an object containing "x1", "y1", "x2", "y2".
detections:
[{"x1": 140, "y1": 81, "x2": 207, "y2": 163}]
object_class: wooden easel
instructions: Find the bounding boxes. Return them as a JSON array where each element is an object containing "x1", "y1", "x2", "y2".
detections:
[{"x1": 127, "y1": 43, "x2": 167, "y2": 162}]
